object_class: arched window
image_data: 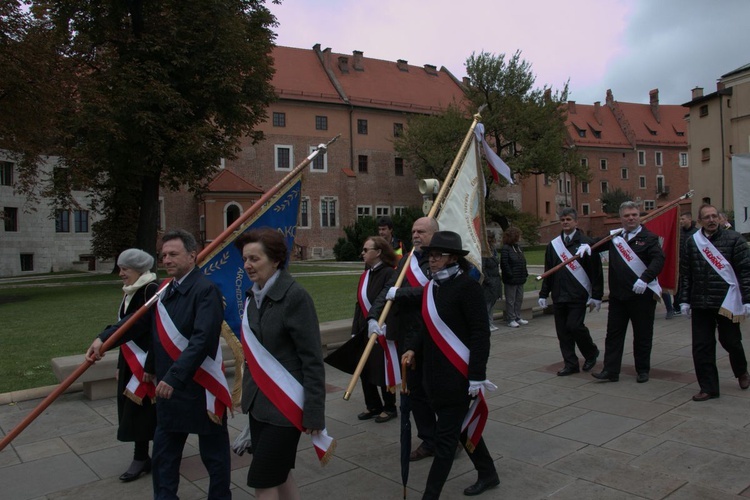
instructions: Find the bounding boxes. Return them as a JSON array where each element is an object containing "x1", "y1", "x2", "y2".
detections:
[{"x1": 225, "y1": 203, "x2": 241, "y2": 229}]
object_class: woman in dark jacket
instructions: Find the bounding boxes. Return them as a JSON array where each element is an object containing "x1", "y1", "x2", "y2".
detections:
[
  {"x1": 353, "y1": 236, "x2": 399, "y2": 423},
  {"x1": 236, "y1": 228, "x2": 326, "y2": 499},
  {"x1": 86, "y1": 248, "x2": 158, "y2": 482},
  {"x1": 500, "y1": 227, "x2": 529, "y2": 328},
  {"x1": 402, "y1": 231, "x2": 499, "y2": 499}
]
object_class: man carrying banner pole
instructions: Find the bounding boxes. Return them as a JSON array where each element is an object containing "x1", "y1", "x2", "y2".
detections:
[{"x1": 679, "y1": 204, "x2": 750, "y2": 401}]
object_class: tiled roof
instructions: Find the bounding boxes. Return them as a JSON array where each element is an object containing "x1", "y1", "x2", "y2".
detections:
[
  {"x1": 566, "y1": 103, "x2": 631, "y2": 148},
  {"x1": 616, "y1": 102, "x2": 687, "y2": 146},
  {"x1": 207, "y1": 169, "x2": 263, "y2": 193},
  {"x1": 271, "y1": 46, "x2": 343, "y2": 104}
]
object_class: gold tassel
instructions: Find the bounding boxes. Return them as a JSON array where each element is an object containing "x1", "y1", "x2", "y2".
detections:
[
  {"x1": 124, "y1": 389, "x2": 144, "y2": 406},
  {"x1": 220, "y1": 321, "x2": 246, "y2": 408},
  {"x1": 464, "y1": 438, "x2": 476, "y2": 454},
  {"x1": 318, "y1": 439, "x2": 337, "y2": 466},
  {"x1": 207, "y1": 411, "x2": 222, "y2": 425}
]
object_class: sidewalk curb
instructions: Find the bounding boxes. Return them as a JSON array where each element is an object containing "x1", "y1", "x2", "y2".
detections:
[{"x1": 0, "y1": 383, "x2": 83, "y2": 405}]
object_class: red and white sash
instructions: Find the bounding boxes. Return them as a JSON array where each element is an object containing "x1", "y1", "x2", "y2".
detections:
[
  {"x1": 405, "y1": 253, "x2": 429, "y2": 288},
  {"x1": 421, "y1": 281, "x2": 489, "y2": 451},
  {"x1": 119, "y1": 294, "x2": 156, "y2": 405},
  {"x1": 359, "y1": 267, "x2": 401, "y2": 388},
  {"x1": 155, "y1": 299, "x2": 232, "y2": 425},
  {"x1": 551, "y1": 235, "x2": 592, "y2": 296},
  {"x1": 240, "y1": 300, "x2": 336, "y2": 464},
  {"x1": 693, "y1": 231, "x2": 745, "y2": 322},
  {"x1": 611, "y1": 233, "x2": 662, "y2": 298}
]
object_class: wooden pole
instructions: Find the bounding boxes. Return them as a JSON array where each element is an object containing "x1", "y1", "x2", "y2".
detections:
[
  {"x1": 0, "y1": 135, "x2": 340, "y2": 452},
  {"x1": 536, "y1": 190, "x2": 694, "y2": 281},
  {"x1": 343, "y1": 107, "x2": 487, "y2": 400}
]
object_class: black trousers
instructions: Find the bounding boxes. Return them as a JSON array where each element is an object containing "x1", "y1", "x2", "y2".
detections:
[
  {"x1": 691, "y1": 308, "x2": 748, "y2": 395},
  {"x1": 422, "y1": 400, "x2": 496, "y2": 500},
  {"x1": 361, "y1": 380, "x2": 397, "y2": 413},
  {"x1": 152, "y1": 425, "x2": 230, "y2": 500},
  {"x1": 553, "y1": 302, "x2": 598, "y2": 368},
  {"x1": 603, "y1": 295, "x2": 656, "y2": 374},
  {"x1": 408, "y1": 362, "x2": 436, "y2": 451}
]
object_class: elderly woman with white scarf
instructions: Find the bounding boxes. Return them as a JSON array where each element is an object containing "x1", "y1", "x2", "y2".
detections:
[{"x1": 86, "y1": 248, "x2": 159, "y2": 482}]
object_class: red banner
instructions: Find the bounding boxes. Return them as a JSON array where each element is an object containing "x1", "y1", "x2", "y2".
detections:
[{"x1": 644, "y1": 206, "x2": 679, "y2": 291}]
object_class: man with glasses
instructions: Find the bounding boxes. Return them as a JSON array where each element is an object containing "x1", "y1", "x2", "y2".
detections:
[
  {"x1": 368, "y1": 217, "x2": 438, "y2": 461},
  {"x1": 680, "y1": 204, "x2": 750, "y2": 401}
]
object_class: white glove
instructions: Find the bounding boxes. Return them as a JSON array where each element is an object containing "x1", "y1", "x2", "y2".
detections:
[
  {"x1": 575, "y1": 243, "x2": 591, "y2": 258},
  {"x1": 632, "y1": 279, "x2": 648, "y2": 294},
  {"x1": 468, "y1": 379, "x2": 498, "y2": 397},
  {"x1": 385, "y1": 286, "x2": 397, "y2": 301},
  {"x1": 681, "y1": 303, "x2": 691, "y2": 317},
  {"x1": 368, "y1": 319, "x2": 383, "y2": 336},
  {"x1": 744, "y1": 304, "x2": 750, "y2": 316},
  {"x1": 538, "y1": 297, "x2": 548, "y2": 308},
  {"x1": 587, "y1": 298, "x2": 602, "y2": 312},
  {"x1": 231, "y1": 423, "x2": 252, "y2": 456}
]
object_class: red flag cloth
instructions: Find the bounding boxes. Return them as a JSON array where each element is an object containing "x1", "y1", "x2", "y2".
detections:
[{"x1": 643, "y1": 207, "x2": 679, "y2": 292}]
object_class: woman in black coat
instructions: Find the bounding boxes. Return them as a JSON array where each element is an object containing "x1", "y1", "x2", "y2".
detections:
[
  {"x1": 87, "y1": 248, "x2": 158, "y2": 482},
  {"x1": 500, "y1": 227, "x2": 529, "y2": 328},
  {"x1": 353, "y1": 236, "x2": 398, "y2": 423}
]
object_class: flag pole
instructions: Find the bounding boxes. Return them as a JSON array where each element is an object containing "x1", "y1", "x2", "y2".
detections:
[
  {"x1": 343, "y1": 107, "x2": 487, "y2": 400},
  {"x1": 0, "y1": 135, "x2": 340, "y2": 452},
  {"x1": 536, "y1": 190, "x2": 694, "y2": 281}
]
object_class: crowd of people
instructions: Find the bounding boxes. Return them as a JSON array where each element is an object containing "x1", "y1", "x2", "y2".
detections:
[{"x1": 83, "y1": 201, "x2": 750, "y2": 499}]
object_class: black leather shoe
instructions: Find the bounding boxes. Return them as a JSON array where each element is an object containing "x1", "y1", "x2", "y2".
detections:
[
  {"x1": 556, "y1": 366, "x2": 580, "y2": 376},
  {"x1": 409, "y1": 444, "x2": 434, "y2": 461},
  {"x1": 464, "y1": 474, "x2": 500, "y2": 496},
  {"x1": 636, "y1": 372, "x2": 649, "y2": 383},
  {"x1": 692, "y1": 391, "x2": 719, "y2": 402},
  {"x1": 739, "y1": 372, "x2": 750, "y2": 390},
  {"x1": 374, "y1": 410, "x2": 397, "y2": 423},
  {"x1": 592, "y1": 370, "x2": 619, "y2": 382},
  {"x1": 582, "y1": 350, "x2": 599, "y2": 372},
  {"x1": 119, "y1": 458, "x2": 151, "y2": 482},
  {"x1": 357, "y1": 409, "x2": 380, "y2": 420}
]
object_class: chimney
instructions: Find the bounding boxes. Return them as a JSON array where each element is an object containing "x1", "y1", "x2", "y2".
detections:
[
  {"x1": 397, "y1": 59, "x2": 409, "y2": 72},
  {"x1": 605, "y1": 89, "x2": 614, "y2": 106},
  {"x1": 338, "y1": 56, "x2": 349, "y2": 73},
  {"x1": 568, "y1": 101, "x2": 577, "y2": 114},
  {"x1": 352, "y1": 50, "x2": 364, "y2": 71},
  {"x1": 423, "y1": 64, "x2": 438, "y2": 76},
  {"x1": 716, "y1": 81, "x2": 725, "y2": 91},
  {"x1": 691, "y1": 87, "x2": 704, "y2": 99},
  {"x1": 462, "y1": 76, "x2": 471, "y2": 87},
  {"x1": 649, "y1": 88, "x2": 660, "y2": 122},
  {"x1": 319, "y1": 46, "x2": 332, "y2": 71},
  {"x1": 593, "y1": 101, "x2": 602, "y2": 125}
]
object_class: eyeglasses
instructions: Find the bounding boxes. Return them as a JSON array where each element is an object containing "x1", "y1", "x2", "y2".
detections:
[
  {"x1": 362, "y1": 247, "x2": 377, "y2": 253},
  {"x1": 427, "y1": 252, "x2": 451, "y2": 260}
]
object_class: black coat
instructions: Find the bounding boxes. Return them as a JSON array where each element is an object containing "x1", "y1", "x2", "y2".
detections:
[
  {"x1": 500, "y1": 244, "x2": 528, "y2": 285},
  {"x1": 679, "y1": 227, "x2": 750, "y2": 308},
  {"x1": 482, "y1": 251, "x2": 502, "y2": 302},
  {"x1": 109, "y1": 280, "x2": 159, "y2": 442},
  {"x1": 595, "y1": 227, "x2": 664, "y2": 301},
  {"x1": 404, "y1": 271, "x2": 490, "y2": 408},
  {"x1": 102, "y1": 267, "x2": 226, "y2": 435},
  {"x1": 540, "y1": 230, "x2": 603, "y2": 303}
]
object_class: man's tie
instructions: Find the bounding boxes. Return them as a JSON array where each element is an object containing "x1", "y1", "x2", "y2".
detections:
[
  {"x1": 564, "y1": 235, "x2": 571, "y2": 245},
  {"x1": 169, "y1": 280, "x2": 179, "y2": 297}
]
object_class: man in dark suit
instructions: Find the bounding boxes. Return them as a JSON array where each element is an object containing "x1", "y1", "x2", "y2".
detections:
[
  {"x1": 580, "y1": 201, "x2": 665, "y2": 383},
  {"x1": 539, "y1": 207, "x2": 603, "y2": 376},
  {"x1": 89, "y1": 229, "x2": 230, "y2": 499}
]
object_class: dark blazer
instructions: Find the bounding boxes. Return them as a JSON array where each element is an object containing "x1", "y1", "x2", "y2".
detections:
[
  {"x1": 595, "y1": 227, "x2": 664, "y2": 301},
  {"x1": 680, "y1": 227, "x2": 750, "y2": 308},
  {"x1": 404, "y1": 271, "x2": 490, "y2": 408},
  {"x1": 540, "y1": 230, "x2": 603, "y2": 303},
  {"x1": 240, "y1": 270, "x2": 326, "y2": 431},
  {"x1": 500, "y1": 244, "x2": 528, "y2": 285},
  {"x1": 101, "y1": 266, "x2": 226, "y2": 435}
]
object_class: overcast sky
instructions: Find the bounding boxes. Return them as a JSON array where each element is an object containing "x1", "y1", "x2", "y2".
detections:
[{"x1": 270, "y1": 0, "x2": 750, "y2": 105}]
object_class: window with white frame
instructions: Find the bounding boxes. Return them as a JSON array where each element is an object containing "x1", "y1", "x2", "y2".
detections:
[
  {"x1": 644, "y1": 200, "x2": 655, "y2": 210},
  {"x1": 600, "y1": 159, "x2": 608, "y2": 170},
  {"x1": 656, "y1": 175, "x2": 665, "y2": 193},
  {"x1": 357, "y1": 206, "x2": 372, "y2": 219},
  {"x1": 224, "y1": 202, "x2": 241, "y2": 229},
  {"x1": 581, "y1": 181, "x2": 589, "y2": 194},
  {"x1": 600, "y1": 181, "x2": 608, "y2": 193},
  {"x1": 320, "y1": 197, "x2": 337, "y2": 227},
  {"x1": 558, "y1": 178, "x2": 564, "y2": 192},
  {"x1": 393, "y1": 206, "x2": 406, "y2": 215},
  {"x1": 638, "y1": 150, "x2": 646, "y2": 166},
  {"x1": 581, "y1": 203, "x2": 590, "y2": 216},
  {"x1": 655, "y1": 151, "x2": 663, "y2": 166},
  {"x1": 621, "y1": 168, "x2": 628, "y2": 180},
  {"x1": 639, "y1": 176, "x2": 646, "y2": 189},
  {"x1": 581, "y1": 157, "x2": 588, "y2": 168},
  {"x1": 309, "y1": 146, "x2": 327, "y2": 172},
  {"x1": 274, "y1": 145, "x2": 293, "y2": 171},
  {"x1": 566, "y1": 179, "x2": 571, "y2": 193},
  {"x1": 298, "y1": 197, "x2": 310, "y2": 228},
  {"x1": 376, "y1": 206, "x2": 390, "y2": 217},
  {"x1": 679, "y1": 152, "x2": 688, "y2": 167}
]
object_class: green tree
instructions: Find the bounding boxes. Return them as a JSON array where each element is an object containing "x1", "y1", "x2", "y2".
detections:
[
  {"x1": 485, "y1": 198, "x2": 541, "y2": 245},
  {"x1": 16, "y1": 0, "x2": 278, "y2": 258},
  {"x1": 600, "y1": 188, "x2": 634, "y2": 215}
]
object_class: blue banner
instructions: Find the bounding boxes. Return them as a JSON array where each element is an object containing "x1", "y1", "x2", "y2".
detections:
[{"x1": 199, "y1": 175, "x2": 302, "y2": 338}]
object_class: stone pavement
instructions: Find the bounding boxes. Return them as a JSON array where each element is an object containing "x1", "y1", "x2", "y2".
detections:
[{"x1": 2, "y1": 304, "x2": 750, "y2": 499}]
